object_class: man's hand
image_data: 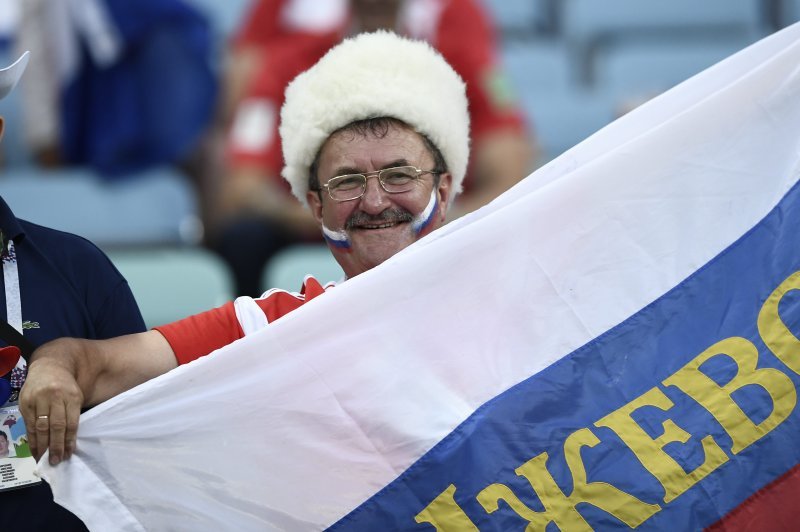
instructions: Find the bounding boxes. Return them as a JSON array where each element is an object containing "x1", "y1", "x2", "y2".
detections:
[
  {"x1": 19, "y1": 338, "x2": 84, "y2": 465},
  {"x1": 19, "y1": 331, "x2": 178, "y2": 465}
]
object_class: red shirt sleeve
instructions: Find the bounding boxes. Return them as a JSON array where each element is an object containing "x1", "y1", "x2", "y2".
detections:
[
  {"x1": 154, "y1": 277, "x2": 332, "y2": 366},
  {"x1": 154, "y1": 302, "x2": 244, "y2": 366}
]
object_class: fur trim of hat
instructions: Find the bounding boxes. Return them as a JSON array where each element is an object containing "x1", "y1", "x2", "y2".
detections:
[{"x1": 279, "y1": 30, "x2": 470, "y2": 206}]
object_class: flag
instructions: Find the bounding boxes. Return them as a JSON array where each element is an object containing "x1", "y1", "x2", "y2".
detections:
[{"x1": 39, "y1": 22, "x2": 800, "y2": 531}]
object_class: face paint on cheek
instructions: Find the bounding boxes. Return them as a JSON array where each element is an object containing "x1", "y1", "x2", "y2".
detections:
[
  {"x1": 322, "y1": 223, "x2": 352, "y2": 250},
  {"x1": 411, "y1": 188, "x2": 439, "y2": 235}
]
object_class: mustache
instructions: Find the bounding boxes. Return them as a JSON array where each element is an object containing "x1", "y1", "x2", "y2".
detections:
[{"x1": 345, "y1": 208, "x2": 413, "y2": 229}]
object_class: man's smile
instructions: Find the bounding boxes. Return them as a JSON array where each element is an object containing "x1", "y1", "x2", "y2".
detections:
[{"x1": 355, "y1": 221, "x2": 407, "y2": 230}]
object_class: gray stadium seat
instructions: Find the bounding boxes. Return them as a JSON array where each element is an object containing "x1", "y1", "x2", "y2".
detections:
[
  {"x1": 518, "y1": 87, "x2": 617, "y2": 161},
  {"x1": 562, "y1": 0, "x2": 766, "y2": 41},
  {"x1": 108, "y1": 247, "x2": 234, "y2": 328},
  {"x1": 786, "y1": 0, "x2": 800, "y2": 26},
  {"x1": 595, "y1": 38, "x2": 752, "y2": 94},
  {"x1": 561, "y1": 0, "x2": 767, "y2": 84},
  {"x1": 0, "y1": 166, "x2": 202, "y2": 247},
  {"x1": 261, "y1": 244, "x2": 343, "y2": 293},
  {"x1": 502, "y1": 40, "x2": 574, "y2": 94},
  {"x1": 479, "y1": 0, "x2": 557, "y2": 35}
]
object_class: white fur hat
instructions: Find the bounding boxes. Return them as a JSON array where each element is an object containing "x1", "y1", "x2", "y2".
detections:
[{"x1": 280, "y1": 31, "x2": 470, "y2": 206}]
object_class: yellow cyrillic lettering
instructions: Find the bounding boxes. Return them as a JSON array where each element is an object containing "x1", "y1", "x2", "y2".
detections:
[
  {"x1": 663, "y1": 336, "x2": 796, "y2": 454},
  {"x1": 476, "y1": 428, "x2": 660, "y2": 529},
  {"x1": 758, "y1": 271, "x2": 800, "y2": 374},
  {"x1": 595, "y1": 387, "x2": 728, "y2": 503},
  {"x1": 415, "y1": 484, "x2": 479, "y2": 531},
  {"x1": 477, "y1": 480, "x2": 554, "y2": 530}
]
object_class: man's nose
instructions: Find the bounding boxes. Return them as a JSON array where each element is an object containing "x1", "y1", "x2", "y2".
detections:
[{"x1": 359, "y1": 175, "x2": 390, "y2": 214}]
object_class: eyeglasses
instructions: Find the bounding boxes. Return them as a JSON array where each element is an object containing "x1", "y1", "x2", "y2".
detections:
[{"x1": 320, "y1": 166, "x2": 439, "y2": 202}]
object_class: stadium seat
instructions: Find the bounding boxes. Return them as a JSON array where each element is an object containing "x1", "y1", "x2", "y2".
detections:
[
  {"x1": 261, "y1": 244, "x2": 343, "y2": 293},
  {"x1": 785, "y1": 0, "x2": 800, "y2": 26},
  {"x1": 595, "y1": 38, "x2": 753, "y2": 94},
  {"x1": 561, "y1": 0, "x2": 767, "y2": 84},
  {"x1": 517, "y1": 87, "x2": 617, "y2": 161},
  {"x1": 480, "y1": 0, "x2": 557, "y2": 35},
  {"x1": 108, "y1": 247, "x2": 234, "y2": 328},
  {"x1": 562, "y1": 0, "x2": 766, "y2": 41},
  {"x1": 0, "y1": 166, "x2": 202, "y2": 248},
  {"x1": 501, "y1": 40, "x2": 574, "y2": 94}
]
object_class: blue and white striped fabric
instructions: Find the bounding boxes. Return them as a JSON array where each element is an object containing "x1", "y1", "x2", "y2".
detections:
[{"x1": 40, "y1": 22, "x2": 800, "y2": 531}]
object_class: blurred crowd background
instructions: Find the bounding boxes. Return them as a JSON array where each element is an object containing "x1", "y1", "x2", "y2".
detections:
[{"x1": 0, "y1": 0, "x2": 797, "y2": 328}]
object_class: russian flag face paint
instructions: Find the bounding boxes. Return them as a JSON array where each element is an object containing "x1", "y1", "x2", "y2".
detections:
[
  {"x1": 322, "y1": 224, "x2": 352, "y2": 250},
  {"x1": 411, "y1": 188, "x2": 439, "y2": 235}
]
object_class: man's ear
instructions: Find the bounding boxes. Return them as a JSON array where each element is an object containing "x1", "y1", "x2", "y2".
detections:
[
  {"x1": 306, "y1": 190, "x2": 324, "y2": 225},
  {"x1": 0, "y1": 116, "x2": 5, "y2": 143},
  {"x1": 436, "y1": 172, "x2": 453, "y2": 221}
]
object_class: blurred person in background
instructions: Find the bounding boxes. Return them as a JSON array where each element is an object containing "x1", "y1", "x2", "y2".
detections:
[
  {"x1": 213, "y1": 0, "x2": 536, "y2": 296},
  {"x1": 14, "y1": 0, "x2": 217, "y2": 178},
  {"x1": 0, "y1": 52, "x2": 146, "y2": 532}
]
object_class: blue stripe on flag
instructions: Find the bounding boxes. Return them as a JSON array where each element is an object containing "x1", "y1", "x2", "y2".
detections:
[{"x1": 331, "y1": 177, "x2": 800, "y2": 530}]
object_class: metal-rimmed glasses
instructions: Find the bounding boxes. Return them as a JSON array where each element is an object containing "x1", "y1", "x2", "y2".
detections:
[{"x1": 320, "y1": 166, "x2": 440, "y2": 202}]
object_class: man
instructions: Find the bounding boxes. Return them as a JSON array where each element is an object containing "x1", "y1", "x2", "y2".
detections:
[
  {"x1": 213, "y1": 0, "x2": 533, "y2": 296},
  {"x1": 0, "y1": 431, "x2": 8, "y2": 458},
  {"x1": 21, "y1": 31, "x2": 470, "y2": 468},
  {"x1": 0, "y1": 54, "x2": 146, "y2": 530}
]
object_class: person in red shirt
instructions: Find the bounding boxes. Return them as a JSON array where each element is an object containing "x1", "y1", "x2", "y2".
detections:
[
  {"x1": 213, "y1": 0, "x2": 535, "y2": 296},
  {"x1": 21, "y1": 31, "x2": 473, "y2": 465}
]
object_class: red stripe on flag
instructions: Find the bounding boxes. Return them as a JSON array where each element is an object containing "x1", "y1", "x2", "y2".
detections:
[{"x1": 707, "y1": 464, "x2": 800, "y2": 531}]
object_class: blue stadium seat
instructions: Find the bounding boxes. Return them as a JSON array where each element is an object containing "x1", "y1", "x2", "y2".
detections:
[
  {"x1": 0, "y1": 166, "x2": 202, "y2": 247},
  {"x1": 480, "y1": 0, "x2": 557, "y2": 35},
  {"x1": 517, "y1": 87, "x2": 617, "y2": 161},
  {"x1": 502, "y1": 40, "x2": 574, "y2": 94},
  {"x1": 561, "y1": 0, "x2": 767, "y2": 84},
  {"x1": 785, "y1": 0, "x2": 800, "y2": 26},
  {"x1": 108, "y1": 247, "x2": 234, "y2": 328},
  {"x1": 595, "y1": 38, "x2": 752, "y2": 94},
  {"x1": 261, "y1": 244, "x2": 343, "y2": 293},
  {"x1": 562, "y1": 0, "x2": 766, "y2": 41}
]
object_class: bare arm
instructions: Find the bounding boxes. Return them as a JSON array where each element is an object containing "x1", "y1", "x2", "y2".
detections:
[{"x1": 19, "y1": 330, "x2": 177, "y2": 465}]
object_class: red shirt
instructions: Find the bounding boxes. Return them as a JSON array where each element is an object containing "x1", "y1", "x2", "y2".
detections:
[{"x1": 155, "y1": 276, "x2": 334, "y2": 365}]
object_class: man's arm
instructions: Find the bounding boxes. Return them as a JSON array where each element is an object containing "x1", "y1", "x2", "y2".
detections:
[{"x1": 19, "y1": 330, "x2": 177, "y2": 465}]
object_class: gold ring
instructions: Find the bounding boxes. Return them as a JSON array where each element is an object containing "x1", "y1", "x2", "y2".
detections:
[{"x1": 37, "y1": 415, "x2": 49, "y2": 420}]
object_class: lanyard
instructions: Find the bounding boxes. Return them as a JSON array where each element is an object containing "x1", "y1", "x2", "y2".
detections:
[
  {"x1": 3, "y1": 240, "x2": 22, "y2": 335},
  {"x1": 2, "y1": 240, "x2": 26, "y2": 375}
]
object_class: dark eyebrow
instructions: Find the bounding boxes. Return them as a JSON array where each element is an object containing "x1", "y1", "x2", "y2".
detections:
[
  {"x1": 380, "y1": 159, "x2": 410, "y2": 170},
  {"x1": 332, "y1": 167, "x2": 362, "y2": 176},
  {"x1": 332, "y1": 159, "x2": 411, "y2": 176}
]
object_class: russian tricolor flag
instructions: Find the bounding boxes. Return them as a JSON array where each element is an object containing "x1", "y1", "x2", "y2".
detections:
[{"x1": 41, "y1": 22, "x2": 800, "y2": 531}]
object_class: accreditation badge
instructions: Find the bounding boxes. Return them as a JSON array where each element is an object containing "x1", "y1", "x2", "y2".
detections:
[{"x1": 0, "y1": 404, "x2": 40, "y2": 490}]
